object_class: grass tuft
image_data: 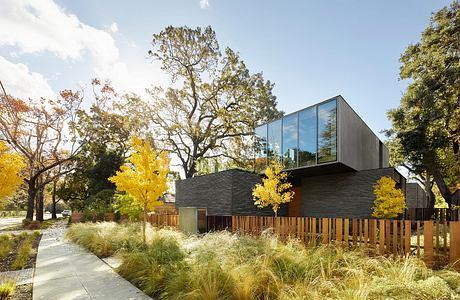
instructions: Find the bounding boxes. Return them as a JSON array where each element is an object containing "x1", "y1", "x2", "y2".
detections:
[
  {"x1": 0, "y1": 277, "x2": 15, "y2": 300},
  {"x1": 67, "y1": 222, "x2": 460, "y2": 300}
]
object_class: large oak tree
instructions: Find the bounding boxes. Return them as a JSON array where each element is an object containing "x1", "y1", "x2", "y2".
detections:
[
  {"x1": 387, "y1": 2, "x2": 460, "y2": 208},
  {"x1": 143, "y1": 26, "x2": 282, "y2": 178}
]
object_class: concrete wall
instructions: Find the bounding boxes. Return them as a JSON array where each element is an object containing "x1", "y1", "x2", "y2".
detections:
[
  {"x1": 406, "y1": 183, "x2": 427, "y2": 208},
  {"x1": 338, "y1": 97, "x2": 389, "y2": 171},
  {"x1": 300, "y1": 167, "x2": 403, "y2": 218}
]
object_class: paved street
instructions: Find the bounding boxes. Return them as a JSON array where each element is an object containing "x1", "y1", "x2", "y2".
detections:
[
  {"x1": 0, "y1": 217, "x2": 23, "y2": 230},
  {"x1": 0, "y1": 213, "x2": 62, "y2": 231},
  {"x1": 33, "y1": 221, "x2": 151, "y2": 300}
]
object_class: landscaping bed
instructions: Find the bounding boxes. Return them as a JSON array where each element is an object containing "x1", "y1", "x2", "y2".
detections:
[
  {"x1": 66, "y1": 222, "x2": 460, "y2": 300},
  {"x1": 0, "y1": 232, "x2": 41, "y2": 300}
]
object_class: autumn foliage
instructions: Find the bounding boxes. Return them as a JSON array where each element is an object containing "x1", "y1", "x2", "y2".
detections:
[
  {"x1": 252, "y1": 161, "x2": 294, "y2": 217},
  {"x1": 0, "y1": 141, "x2": 25, "y2": 203},
  {"x1": 372, "y1": 176, "x2": 406, "y2": 218},
  {"x1": 109, "y1": 136, "x2": 170, "y2": 242}
]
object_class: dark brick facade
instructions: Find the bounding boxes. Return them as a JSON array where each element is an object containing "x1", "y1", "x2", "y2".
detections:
[
  {"x1": 300, "y1": 168, "x2": 405, "y2": 218},
  {"x1": 176, "y1": 167, "x2": 405, "y2": 218},
  {"x1": 175, "y1": 169, "x2": 286, "y2": 216}
]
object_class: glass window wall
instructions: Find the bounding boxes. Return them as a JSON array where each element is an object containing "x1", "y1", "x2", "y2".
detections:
[
  {"x1": 254, "y1": 125, "x2": 267, "y2": 172},
  {"x1": 299, "y1": 107, "x2": 317, "y2": 166},
  {"x1": 282, "y1": 113, "x2": 298, "y2": 168},
  {"x1": 268, "y1": 119, "x2": 282, "y2": 163},
  {"x1": 317, "y1": 100, "x2": 337, "y2": 163}
]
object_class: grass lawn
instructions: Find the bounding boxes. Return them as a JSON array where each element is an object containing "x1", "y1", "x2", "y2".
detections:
[{"x1": 66, "y1": 222, "x2": 460, "y2": 300}]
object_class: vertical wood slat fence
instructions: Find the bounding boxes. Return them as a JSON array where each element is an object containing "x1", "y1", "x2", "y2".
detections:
[
  {"x1": 229, "y1": 216, "x2": 460, "y2": 270},
  {"x1": 148, "y1": 214, "x2": 179, "y2": 228},
  {"x1": 147, "y1": 213, "x2": 460, "y2": 270}
]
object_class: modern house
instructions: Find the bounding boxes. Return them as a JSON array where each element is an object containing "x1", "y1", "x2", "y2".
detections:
[{"x1": 175, "y1": 95, "x2": 426, "y2": 229}]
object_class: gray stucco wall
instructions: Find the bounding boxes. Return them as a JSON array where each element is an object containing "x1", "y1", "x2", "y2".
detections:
[
  {"x1": 406, "y1": 183, "x2": 427, "y2": 208},
  {"x1": 300, "y1": 167, "x2": 403, "y2": 218},
  {"x1": 338, "y1": 97, "x2": 389, "y2": 171},
  {"x1": 175, "y1": 169, "x2": 287, "y2": 216}
]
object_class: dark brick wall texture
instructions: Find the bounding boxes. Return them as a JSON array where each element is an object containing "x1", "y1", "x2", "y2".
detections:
[
  {"x1": 300, "y1": 168, "x2": 404, "y2": 218},
  {"x1": 176, "y1": 168, "x2": 407, "y2": 218},
  {"x1": 175, "y1": 169, "x2": 286, "y2": 216}
]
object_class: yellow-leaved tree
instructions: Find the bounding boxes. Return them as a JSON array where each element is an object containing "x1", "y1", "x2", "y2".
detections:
[
  {"x1": 252, "y1": 161, "x2": 294, "y2": 217},
  {"x1": 0, "y1": 141, "x2": 25, "y2": 206},
  {"x1": 372, "y1": 176, "x2": 406, "y2": 218},
  {"x1": 109, "y1": 136, "x2": 170, "y2": 242}
]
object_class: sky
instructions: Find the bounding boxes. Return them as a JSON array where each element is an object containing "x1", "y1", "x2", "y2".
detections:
[{"x1": 0, "y1": 0, "x2": 453, "y2": 140}]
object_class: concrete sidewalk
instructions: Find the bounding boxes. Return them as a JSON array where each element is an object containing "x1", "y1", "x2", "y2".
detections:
[{"x1": 33, "y1": 222, "x2": 151, "y2": 300}]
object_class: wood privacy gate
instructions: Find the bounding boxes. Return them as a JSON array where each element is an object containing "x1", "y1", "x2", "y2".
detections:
[{"x1": 149, "y1": 214, "x2": 460, "y2": 270}]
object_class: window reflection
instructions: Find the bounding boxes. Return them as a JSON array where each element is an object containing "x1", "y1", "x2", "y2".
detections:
[
  {"x1": 317, "y1": 100, "x2": 337, "y2": 163},
  {"x1": 254, "y1": 125, "x2": 267, "y2": 172},
  {"x1": 299, "y1": 107, "x2": 317, "y2": 166},
  {"x1": 268, "y1": 119, "x2": 282, "y2": 163},
  {"x1": 282, "y1": 113, "x2": 298, "y2": 168}
]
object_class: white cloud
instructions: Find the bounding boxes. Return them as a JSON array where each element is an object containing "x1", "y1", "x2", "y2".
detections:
[
  {"x1": 0, "y1": 0, "x2": 165, "y2": 97},
  {"x1": 110, "y1": 22, "x2": 118, "y2": 33},
  {"x1": 0, "y1": 55, "x2": 55, "y2": 99},
  {"x1": 200, "y1": 0, "x2": 210, "y2": 9}
]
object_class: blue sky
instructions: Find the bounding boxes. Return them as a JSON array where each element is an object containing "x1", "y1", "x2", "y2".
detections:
[{"x1": 0, "y1": 0, "x2": 452, "y2": 139}]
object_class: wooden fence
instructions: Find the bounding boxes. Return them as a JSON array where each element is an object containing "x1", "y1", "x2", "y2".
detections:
[
  {"x1": 230, "y1": 216, "x2": 460, "y2": 270},
  {"x1": 147, "y1": 213, "x2": 460, "y2": 270},
  {"x1": 148, "y1": 214, "x2": 179, "y2": 228}
]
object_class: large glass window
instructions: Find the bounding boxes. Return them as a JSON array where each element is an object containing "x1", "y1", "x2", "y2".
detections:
[
  {"x1": 254, "y1": 125, "x2": 267, "y2": 172},
  {"x1": 267, "y1": 119, "x2": 282, "y2": 163},
  {"x1": 298, "y1": 107, "x2": 317, "y2": 166},
  {"x1": 282, "y1": 113, "x2": 298, "y2": 168},
  {"x1": 317, "y1": 99, "x2": 337, "y2": 163}
]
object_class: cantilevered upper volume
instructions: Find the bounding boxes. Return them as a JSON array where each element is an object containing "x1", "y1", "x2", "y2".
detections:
[{"x1": 253, "y1": 95, "x2": 389, "y2": 174}]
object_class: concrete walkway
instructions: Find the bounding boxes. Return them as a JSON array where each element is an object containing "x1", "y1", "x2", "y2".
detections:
[{"x1": 33, "y1": 222, "x2": 151, "y2": 300}]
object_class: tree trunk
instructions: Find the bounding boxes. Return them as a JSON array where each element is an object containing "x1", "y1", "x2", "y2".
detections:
[
  {"x1": 36, "y1": 187, "x2": 44, "y2": 222},
  {"x1": 51, "y1": 180, "x2": 57, "y2": 219},
  {"x1": 143, "y1": 204, "x2": 147, "y2": 244},
  {"x1": 26, "y1": 179, "x2": 36, "y2": 220},
  {"x1": 425, "y1": 172, "x2": 434, "y2": 209},
  {"x1": 432, "y1": 168, "x2": 453, "y2": 208}
]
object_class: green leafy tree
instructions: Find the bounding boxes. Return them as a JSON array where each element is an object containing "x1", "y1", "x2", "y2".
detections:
[
  {"x1": 372, "y1": 176, "x2": 406, "y2": 219},
  {"x1": 386, "y1": 2, "x2": 460, "y2": 207},
  {"x1": 140, "y1": 25, "x2": 282, "y2": 178}
]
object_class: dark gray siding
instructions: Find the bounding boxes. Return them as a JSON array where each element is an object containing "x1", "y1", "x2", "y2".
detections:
[
  {"x1": 175, "y1": 170, "x2": 233, "y2": 215},
  {"x1": 300, "y1": 168, "x2": 402, "y2": 218},
  {"x1": 338, "y1": 97, "x2": 388, "y2": 171},
  {"x1": 406, "y1": 183, "x2": 427, "y2": 208},
  {"x1": 230, "y1": 171, "x2": 277, "y2": 215},
  {"x1": 176, "y1": 169, "x2": 286, "y2": 216}
]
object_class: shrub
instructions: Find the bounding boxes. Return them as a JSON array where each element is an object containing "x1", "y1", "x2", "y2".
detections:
[
  {"x1": 11, "y1": 237, "x2": 33, "y2": 270},
  {"x1": 0, "y1": 234, "x2": 15, "y2": 260},
  {"x1": 0, "y1": 278, "x2": 15, "y2": 300}
]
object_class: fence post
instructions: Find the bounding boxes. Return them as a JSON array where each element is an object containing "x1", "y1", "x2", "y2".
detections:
[
  {"x1": 344, "y1": 219, "x2": 349, "y2": 248},
  {"x1": 369, "y1": 219, "x2": 377, "y2": 255},
  {"x1": 450, "y1": 221, "x2": 460, "y2": 271},
  {"x1": 404, "y1": 220, "x2": 411, "y2": 256},
  {"x1": 322, "y1": 218, "x2": 329, "y2": 244},
  {"x1": 424, "y1": 220, "x2": 434, "y2": 268}
]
